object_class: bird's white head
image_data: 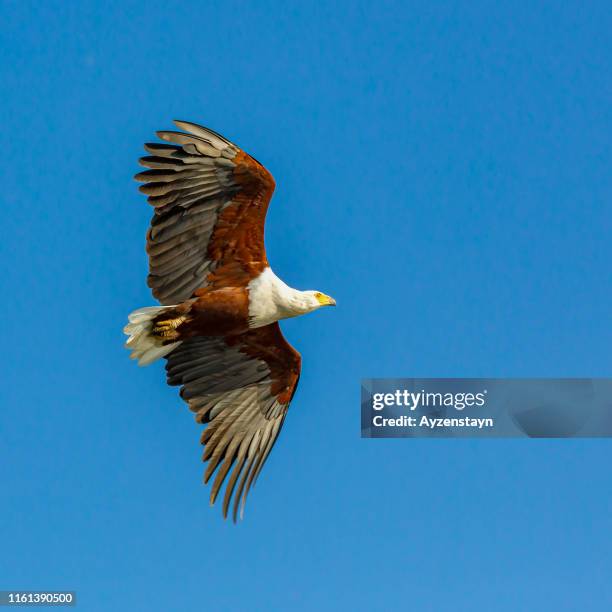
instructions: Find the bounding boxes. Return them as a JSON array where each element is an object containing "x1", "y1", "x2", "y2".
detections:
[
  {"x1": 291, "y1": 290, "x2": 336, "y2": 315},
  {"x1": 310, "y1": 291, "x2": 336, "y2": 309}
]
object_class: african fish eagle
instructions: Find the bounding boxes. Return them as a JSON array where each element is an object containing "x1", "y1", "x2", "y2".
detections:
[{"x1": 124, "y1": 120, "x2": 335, "y2": 521}]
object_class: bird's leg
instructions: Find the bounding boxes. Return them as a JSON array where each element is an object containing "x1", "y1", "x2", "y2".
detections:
[{"x1": 152, "y1": 315, "x2": 188, "y2": 341}]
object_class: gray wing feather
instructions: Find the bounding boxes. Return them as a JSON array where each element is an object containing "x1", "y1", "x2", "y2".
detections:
[
  {"x1": 165, "y1": 334, "x2": 293, "y2": 521},
  {"x1": 136, "y1": 120, "x2": 242, "y2": 305}
]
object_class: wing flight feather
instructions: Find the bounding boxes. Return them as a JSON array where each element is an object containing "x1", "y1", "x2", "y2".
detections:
[
  {"x1": 135, "y1": 120, "x2": 276, "y2": 304},
  {"x1": 165, "y1": 323, "x2": 301, "y2": 521}
]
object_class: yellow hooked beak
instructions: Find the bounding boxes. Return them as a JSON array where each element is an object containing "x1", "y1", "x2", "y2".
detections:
[{"x1": 316, "y1": 293, "x2": 336, "y2": 307}]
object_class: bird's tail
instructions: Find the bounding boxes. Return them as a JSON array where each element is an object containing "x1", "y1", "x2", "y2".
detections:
[{"x1": 123, "y1": 305, "x2": 184, "y2": 366}]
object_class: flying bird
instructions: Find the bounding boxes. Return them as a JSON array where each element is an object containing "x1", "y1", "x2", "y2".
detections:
[{"x1": 124, "y1": 120, "x2": 335, "y2": 521}]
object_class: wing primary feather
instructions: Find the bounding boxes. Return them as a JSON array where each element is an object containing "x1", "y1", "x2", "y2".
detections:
[
  {"x1": 231, "y1": 450, "x2": 259, "y2": 522},
  {"x1": 222, "y1": 454, "x2": 247, "y2": 519},
  {"x1": 173, "y1": 119, "x2": 238, "y2": 150}
]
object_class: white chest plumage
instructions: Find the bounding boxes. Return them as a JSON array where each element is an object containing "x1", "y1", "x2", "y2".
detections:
[{"x1": 247, "y1": 267, "x2": 310, "y2": 328}]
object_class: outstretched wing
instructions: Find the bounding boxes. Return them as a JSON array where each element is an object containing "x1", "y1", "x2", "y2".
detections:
[
  {"x1": 165, "y1": 323, "x2": 301, "y2": 521},
  {"x1": 135, "y1": 120, "x2": 276, "y2": 305}
]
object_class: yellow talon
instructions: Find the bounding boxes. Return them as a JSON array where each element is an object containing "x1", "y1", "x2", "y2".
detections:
[{"x1": 153, "y1": 315, "x2": 187, "y2": 339}]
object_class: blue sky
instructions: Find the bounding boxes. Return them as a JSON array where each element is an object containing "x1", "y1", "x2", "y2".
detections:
[{"x1": 1, "y1": 1, "x2": 611, "y2": 610}]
